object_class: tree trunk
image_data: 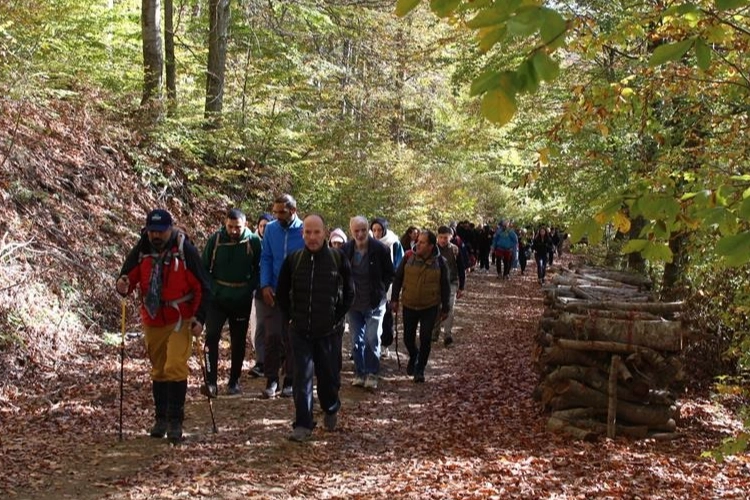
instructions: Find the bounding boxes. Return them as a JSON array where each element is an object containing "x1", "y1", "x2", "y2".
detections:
[
  {"x1": 205, "y1": 0, "x2": 231, "y2": 122},
  {"x1": 141, "y1": 0, "x2": 163, "y2": 105},
  {"x1": 627, "y1": 216, "x2": 647, "y2": 274},
  {"x1": 553, "y1": 297, "x2": 683, "y2": 315},
  {"x1": 164, "y1": 0, "x2": 176, "y2": 101},
  {"x1": 662, "y1": 230, "x2": 689, "y2": 301}
]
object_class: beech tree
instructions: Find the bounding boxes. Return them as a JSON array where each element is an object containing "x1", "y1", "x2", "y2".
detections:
[
  {"x1": 205, "y1": 0, "x2": 231, "y2": 120},
  {"x1": 141, "y1": 0, "x2": 163, "y2": 105}
]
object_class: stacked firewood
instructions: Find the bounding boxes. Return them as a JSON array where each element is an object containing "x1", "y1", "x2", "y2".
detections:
[{"x1": 533, "y1": 263, "x2": 686, "y2": 441}]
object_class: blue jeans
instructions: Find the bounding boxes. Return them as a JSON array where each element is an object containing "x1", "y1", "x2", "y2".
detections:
[
  {"x1": 289, "y1": 326, "x2": 342, "y2": 430},
  {"x1": 348, "y1": 299, "x2": 386, "y2": 377}
]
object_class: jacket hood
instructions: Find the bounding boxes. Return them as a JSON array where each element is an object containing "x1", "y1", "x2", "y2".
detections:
[
  {"x1": 257, "y1": 213, "x2": 273, "y2": 225},
  {"x1": 330, "y1": 227, "x2": 347, "y2": 244},
  {"x1": 378, "y1": 228, "x2": 399, "y2": 248},
  {"x1": 370, "y1": 217, "x2": 389, "y2": 233}
]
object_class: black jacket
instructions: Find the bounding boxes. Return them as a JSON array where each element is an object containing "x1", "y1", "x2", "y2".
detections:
[
  {"x1": 341, "y1": 236, "x2": 395, "y2": 308},
  {"x1": 276, "y1": 247, "x2": 354, "y2": 338}
]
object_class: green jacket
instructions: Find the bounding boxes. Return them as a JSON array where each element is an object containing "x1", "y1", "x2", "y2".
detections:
[{"x1": 201, "y1": 227, "x2": 261, "y2": 308}]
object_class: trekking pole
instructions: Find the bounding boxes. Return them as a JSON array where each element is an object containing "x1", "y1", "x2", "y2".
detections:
[
  {"x1": 119, "y1": 299, "x2": 126, "y2": 442},
  {"x1": 394, "y1": 308, "x2": 401, "y2": 370},
  {"x1": 197, "y1": 340, "x2": 218, "y2": 433}
]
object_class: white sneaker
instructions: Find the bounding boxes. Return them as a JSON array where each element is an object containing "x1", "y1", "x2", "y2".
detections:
[
  {"x1": 352, "y1": 375, "x2": 365, "y2": 387},
  {"x1": 364, "y1": 375, "x2": 378, "y2": 390}
]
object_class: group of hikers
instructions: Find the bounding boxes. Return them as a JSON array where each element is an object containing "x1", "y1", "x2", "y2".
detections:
[{"x1": 115, "y1": 194, "x2": 564, "y2": 443}]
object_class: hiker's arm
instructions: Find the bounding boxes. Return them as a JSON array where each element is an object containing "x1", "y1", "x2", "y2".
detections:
[
  {"x1": 337, "y1": 251, "x2": 355, "y2": 321},
  {"x1": 116, "y1": 244, "x2": 142, "y2": 296},
  {"x1": 275, "y1": 257, "x2": 292, "y2": 317},
  {"x1": 440, "y1": 259, "x2": 451, "y2": 316},
  {"x1": 390, "y1": 257, "x2": 406, "y2": 304}
]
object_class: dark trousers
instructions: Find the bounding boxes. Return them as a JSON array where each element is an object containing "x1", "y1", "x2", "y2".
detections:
[
  {"x1": 290, "y1": 326, "x2": 343, "y2": 430},
  {"x1": 479, "y1": 250, "x2": 490, "y2": 270},
  {"x1": 535, "y1": 252, "x2": 548, "y2": 280},
  {"x1": 519, "y1": 251, "x2": 528, "y2": 273},
  {"x1": 495, "y1": 249, "x2": 513, "y2": 277},
  {"x1": 402, "y1": 305, "x2": 439, "y2": 374},
  {"x1": 264, "y1": 303, "x2": 294, "y2": 383},
  {"x1": 204, "y1": 301, "x2": 251, "y2": 385}
]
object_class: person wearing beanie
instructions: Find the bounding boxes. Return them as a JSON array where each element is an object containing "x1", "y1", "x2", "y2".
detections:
[{"x1": 329, "y1": 228, "x2": 347, "y2": 249}]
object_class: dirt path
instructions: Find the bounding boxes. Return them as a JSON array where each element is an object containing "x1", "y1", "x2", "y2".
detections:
[{"x1": 3, "y1": 255, "x2": 749, "y2": 499}]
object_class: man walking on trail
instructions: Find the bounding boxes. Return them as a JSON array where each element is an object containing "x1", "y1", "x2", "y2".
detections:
[
  {"x1": 259, "y1": 194, "x2": 304, "y2": 398},
  {"x1": 201, "y1": 209, "x2": 261, "y2": 396},
  {"x1": 492, "y1": 220, "x2": 518, "y2": 280},
  {"x1": 431, "y1": 225, "x2": 465, "y2": 346},
  {"x1": 115, "y1": 209, "x2": 210, "y2": 444},
  {"x1": 391, "y1": 230, "x2": 450, "y2": 383},
  {"x1": 276, "y1": 214, "x2": 354, "y2": 442},
  {"x1": 342, "y1": 216, "x2": 394, "y2": 389},
  {"x1": 250, "y1": 212, "x2": 273, "y2": 379}
]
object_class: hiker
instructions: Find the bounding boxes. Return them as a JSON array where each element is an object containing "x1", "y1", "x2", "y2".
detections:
[
  {"x1": 517, "y1": 228, "x2": 531, "y2": 275},
  {"x1": 201, "y1": 209, "x2": 261, "y2": 396},
  {"x1": 477, "y1": 224, "x2": 493, "y2": 273},
  {"x1": 259, "y1": 194, "x2": 304, "y2": 398},
  {"x1": 391, "y1": 230, "x2": 450, "y2": 383},
  {"x1": 431, "y1": 225, "x2": 465, "y2": 346},
  {"x1": 549, "y1": 227, "x2": 561, "y2": 267},
  {"x1": 115, "y1": 208, "x2": 210, "y2": 444},
  {"x1": 491, "y1": 220, "x2": 518, "y2": 280},
  {"x1": 532, "y1": 226, "x2": 554, "y2": 284},
  {"x1": 250, "y1": 213, "x2": 273, "y2": 379},
  {"x1": 276, "y1": 214, "x2": 354, "y2": 442},
  {"x1": 400, "y1": 226, "x2": 420, "y2": 252},
  {"x1": 342, "y1": 216, "x2": 394, "y2": 389},
  {"x1": 369, "y1": 217, "x2": 403, "y2": 357},
  {"x1": 329, "y1": 227, "x2": 347, "y2": 249}
]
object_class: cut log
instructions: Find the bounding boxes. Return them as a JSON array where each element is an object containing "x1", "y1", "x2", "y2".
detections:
[
  {"x1": 540, "y1": 313, "x2": 684, "y2": 352},
  {"x1": 551, "y1": 408, "x2": 607, "y2": 420},
  {"x1": 608, "y1": 356, "x2": 620, "y2": 438},
  {"x1": 546, "y1": 417, "x2": 598, "y2": 441},
  {"x1": 553, "y1": 305, "x2": 662, "y2": 321},
  {"x1": 546, "y1": 379, "x2": 676, "y2": 427},
  {"x1": 553, "y1": 297, "x2": 683, "y2": 315},
  {"x1": 576, "y1": 419, "x2": 649, "y2": 439},
  {"x1": 535, "y1": 345, "x2": 603, "y2": 369}
]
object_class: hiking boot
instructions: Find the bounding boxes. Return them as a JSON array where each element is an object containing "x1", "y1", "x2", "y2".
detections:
[
  {"x1": 227, "y1": 380, "x2": 241, "y2": 395},
  {"x1": 324, "y1": 412, "x2": 338, "y2": 431},
  {"x1": 167, "y1": 380, "x2": 187, "y2": 445},
  {"x1": 200, "y1": 383, "x2": 218, "y2": 399},
  {"x1": 351, "y1": 375, "x2": 365, "y2": 387},
  {"x1": 406, "y1": 356, "x2": 416, "y2": 376},
  {"x1": 413, "y1": 371, "x2": 425, "y2": 383},
  {"x1": 280, "y1": 378, "x2": 293, "y2": 398},
  {"x1": 288, "y1": 426, "x2": 312, "y2": 442},
  {"x1": 150, "y1": 419, "x2": 168, "y2": 438},
  {"x1": 364, "y1": 375, "x2": 378, "y2": 390},
  {"x1": 443, "y1": 336, "x2": 453, "y2": 347},
  {"x1": 261, "y1": 379, "x2": 279, "y2": 399}
]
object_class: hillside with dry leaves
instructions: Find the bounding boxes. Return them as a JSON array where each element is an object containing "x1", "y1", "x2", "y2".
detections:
[{"x1": 2, "y1": 256, "x2": 749, "y2": 499}]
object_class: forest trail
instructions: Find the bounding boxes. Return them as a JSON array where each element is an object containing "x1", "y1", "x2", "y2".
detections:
[{"x1": 3, "y1": 254, "x2": 749, "y2": 499}]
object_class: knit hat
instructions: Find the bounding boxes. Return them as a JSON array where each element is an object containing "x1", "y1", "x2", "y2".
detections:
[{"x1": 330, "y1": 228, "x2": 347, "y2": 244}]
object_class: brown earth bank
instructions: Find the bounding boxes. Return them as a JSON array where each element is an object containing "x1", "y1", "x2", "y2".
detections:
[{"x1": 2, "y1": 255, "x2": 749, "y2": 499}]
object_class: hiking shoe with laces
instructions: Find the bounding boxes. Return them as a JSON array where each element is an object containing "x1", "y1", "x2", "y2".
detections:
[
  {"x1": 288, "y1": 426, "x2": 312, "y2": 442},
  {"x1": 351, "y1": 375, "x2": 365, "y2": 387},
  {"x1": 227, "y1": 381, "x2": 241, "y2": 395},
  {"x1": 443, "y1": 336, "x2": 454, "y2": 347},
  {"x1": 249, "y1": 364, "x2": 264, "y2": 378},
  {"x1": 200, "y1": 383, "x2": 218, "y2": 399},
  {"x1": 261, "y1": 379, "x2": 279, "y2": 399},
  {"x1": 324, "y1": 412, "x2": 338, "y2": 432},
  {"x1": 364, "y1": 375, "x2": 378, "y2": 390}
]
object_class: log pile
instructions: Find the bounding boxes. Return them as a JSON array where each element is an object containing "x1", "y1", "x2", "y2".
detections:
[{"x1": 534, "y1": 263, "x2": 686, "y2": 441}]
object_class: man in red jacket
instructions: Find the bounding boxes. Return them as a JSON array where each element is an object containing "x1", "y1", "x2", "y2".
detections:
[{"x1": 116, "y1": 209, "x2": 210, "y2": 444}]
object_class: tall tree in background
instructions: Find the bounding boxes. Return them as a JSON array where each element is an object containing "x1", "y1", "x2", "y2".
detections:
[
  {"x1": 141, "y1": 0, "x2": 163, "y2": 105},
  {"x1": 205, "y1": 0, "x2": 231, "y2": 121},
  {"x1": 164, "y1": 0, "x2": 176, "y2": 101}
]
